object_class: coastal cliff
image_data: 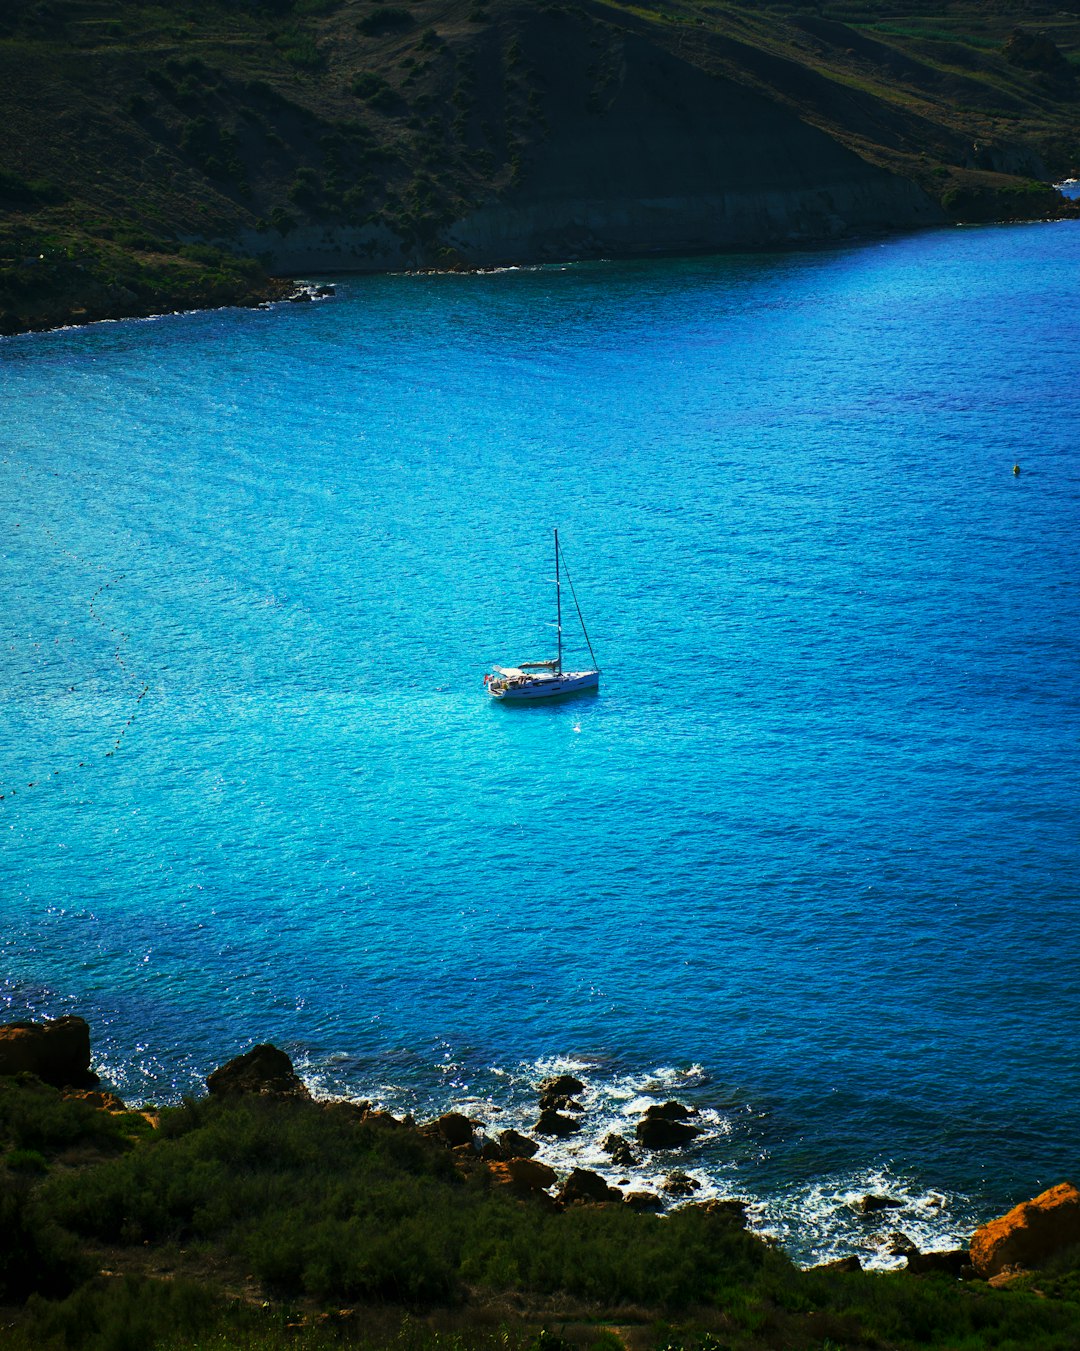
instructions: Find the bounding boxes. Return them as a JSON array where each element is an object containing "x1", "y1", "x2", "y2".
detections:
[
  {"x1": 1, "y1": 0, "x2": 1078, "y2": 331},
  {"x1": 3, "y1": 1022, "x2": 1080, "y2": 1351}
]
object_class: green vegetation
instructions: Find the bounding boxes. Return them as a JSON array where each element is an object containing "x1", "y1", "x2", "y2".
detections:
[
  {"x1": 1, "y1": 0, "x2": 1078, "y2": 332},
  {"x1": 1, "y1": 1079, "x2": 1080, "y2": 1350}
]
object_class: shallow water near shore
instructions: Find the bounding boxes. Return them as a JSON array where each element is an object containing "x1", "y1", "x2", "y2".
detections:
[{"x1": 2, "y1": 221, "x2": 1079, "y2": 1267}]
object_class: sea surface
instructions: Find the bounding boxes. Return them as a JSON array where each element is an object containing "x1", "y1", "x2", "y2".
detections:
[{"x1": 2, "y1": 221, "x2": 1078, "y2": 1267}]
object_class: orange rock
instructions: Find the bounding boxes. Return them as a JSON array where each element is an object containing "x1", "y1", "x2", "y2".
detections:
[
  {"x1": 488, "y1": 1157, "x2": 557, "y2": 1195},
  {"x1": 970, "y1": 1182, "x2": 1080, "y2": 1277},
  {"x1": 62, "y1": 1088, "x2": 128, "y2": 1112}
]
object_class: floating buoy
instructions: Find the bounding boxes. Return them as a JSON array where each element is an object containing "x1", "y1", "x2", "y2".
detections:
[{"x1": 1013, "y1": 464, "x2": 1021, "y2": 475}]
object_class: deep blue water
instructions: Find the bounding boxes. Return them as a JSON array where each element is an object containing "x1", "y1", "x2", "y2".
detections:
[{"x1": 2, "y1": 221, "x2": 1078, "y2": 1265}]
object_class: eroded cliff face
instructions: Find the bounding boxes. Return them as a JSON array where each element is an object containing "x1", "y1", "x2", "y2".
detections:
[
  {"x1": 227, "y1": 17, "x2": 943, "y2": 273},
  {"x1": 442, "y1": 27, "x2": 943, "y2": 264}
]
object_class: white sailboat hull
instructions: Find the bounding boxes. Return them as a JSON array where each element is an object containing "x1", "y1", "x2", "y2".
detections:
[{"x1": 489, "y1": 670, "x2": 599, "y2": 700}]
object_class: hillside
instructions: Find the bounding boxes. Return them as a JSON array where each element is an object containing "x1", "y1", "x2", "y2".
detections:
[
  {"x1": 1, "y1": 0, "x2": 1078, "y2": 333},
  {"x1": 4, "y1": 1060, "x2": 1080, "y2": 1351}
]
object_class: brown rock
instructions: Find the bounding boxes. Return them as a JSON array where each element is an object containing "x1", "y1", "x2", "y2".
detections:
[
  {"x1": 488, "y1": 1157, "x2": 557, "y2": 1196},
  {"x1": 498, "y1": 1128, "x2": 538, "y2": 1158},
  {"x1": 557, "y1": 1167, "x2": 622, "y2": 1205},
  {"x1": 62, "y1": 1088, "x2": 127, "y2": 1112},
  {"x1": 206, "y1": 1044, "x2": 311, "y2": 1100},
  {"x1": 970, "y1": 1182, "x2": 1080, "y2": 1278},
  {"x1": 534, "y1": 1108, "x2": 581, "y2": 1136},
  {"x1": 430, "y1": 1112, "x2": 475, "y2": 1147},
  {"x1": 539, "y1": 1073, "x2": 584, "y2": 1097},
  {"x1": 0, "y1": 1016, "x2": 98, "y2": 1089}
]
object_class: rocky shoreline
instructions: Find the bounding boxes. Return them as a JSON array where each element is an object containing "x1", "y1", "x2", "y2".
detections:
[
  {"x1": 4, "y1": 197, "x2": 1077, "y2": 340},
  {"x1": 4, "y1": 1015, "x2": 1078, "y2": 1290}
]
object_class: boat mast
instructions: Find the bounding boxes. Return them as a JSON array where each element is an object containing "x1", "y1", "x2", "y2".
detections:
[{"x1": 555, "y1": 527, "x2": 562, "y2": 674}]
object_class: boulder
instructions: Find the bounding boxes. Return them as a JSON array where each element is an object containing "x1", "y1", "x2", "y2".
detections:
[
  {"x1": 539, "y1": 1073, "x2": 584, "y2": 1097},
  {"x1": 601, "y1": 1132, "x2": 638, "y2": 1167},
  {"x1": 905, "y1": 1248, "x2": 971, "y2": 1277},
  {"x1": 624, "y1": 1190, "x2": 664, "y2": 1211},
  {"x1": 488, "y1": 1157, "x2": 557, "y2": 1197},
  {"x1": 206, "y1": 1044, "x2": 311, "y2": 1100},
  {"x1": 662, "y1": 1171, "x2": 701, "y2": 1196},
  {"x1": 0, "y1": 1016, "x2": 98, "y2": 1089},
  {"x1": 557, "y1": 1167, "x2": 622, "y2": 1205},
  {"x1": 534, "y1": 1108, "x2": 581, "y2": 1137},
  {"x1": 970, "y1": 1182, "x2": 1080, "y2": 1278},
  {"x1": 430, "y1": 1112, "x2": 475, "y2": 1147},
  {"x1": 538, "y1": 1092, "x2": 584, "y2": 1112},
  {"x1": 811, "y1": 1255, "x2": 862, "y2": 1274},
  {"x1": 498, "y1": 1128, "x2": 538, "y2": 1158},
  {"x1": 644, "y1": 1100, "x2": 697, "y2": 1121},
  {"x1": 635, "y1": 1115, "x2": 702, "y2": 1150}
]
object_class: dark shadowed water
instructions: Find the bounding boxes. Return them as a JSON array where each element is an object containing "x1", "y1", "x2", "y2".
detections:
[{"x1": 2, "y1": 220, "x2": 1078, "y2": 1264}]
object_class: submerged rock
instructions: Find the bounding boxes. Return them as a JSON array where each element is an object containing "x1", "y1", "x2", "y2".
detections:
[
  {"x1": 0, "y1": 1016, "x2": 98, "y2": 1089},
  {"x1": 859, "y1": 1194, "x2": 904, "y2": 1214},
  {"x1": 970, "y1": 1182, "x2": 1080, "y2": 1278},
  {"x1": 206, "y1": 1043, "x2": 311, "y2": 1100}
]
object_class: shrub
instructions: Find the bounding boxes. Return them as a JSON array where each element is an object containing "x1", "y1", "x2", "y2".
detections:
[{"x1": 357, "y1": 7, "x2": 414, "y2": 36}]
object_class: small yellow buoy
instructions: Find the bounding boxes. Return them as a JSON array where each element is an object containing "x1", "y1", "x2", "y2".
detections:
[{"x1": 1013, "y1": 464, "x2": 1021, "y2": 475}]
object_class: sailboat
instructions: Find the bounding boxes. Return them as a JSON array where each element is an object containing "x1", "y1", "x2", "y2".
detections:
[{"x1": 485, "y1": 530, "x2": 600, "y2": 700}]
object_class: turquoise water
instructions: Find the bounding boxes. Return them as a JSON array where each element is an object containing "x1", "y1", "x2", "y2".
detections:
[{"x1": 2, "y1": 221, "x2": 1078, "y2": 1265}]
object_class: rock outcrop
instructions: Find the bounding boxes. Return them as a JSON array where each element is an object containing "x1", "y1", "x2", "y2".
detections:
[
  {"x1": 635, "y1": 1102, "x2": 702, "y2": 1150},
  {"x1": 534, "y1": 1108, "x2": 581, "y2": 1137},
  {"x1": 970, "y1": 1182, "x2": 1080, "y2": 1278},
  {"x1": 557, "y1": 1167, "x2": 622, "y2": 1206},
  {"x1": 488, "y1": 1157, "x2": 557, "y2": 1198},
  {"x1": 427, "y1": 1112, "x2": 476, "y2": 1148},
  {"x1": 0, "y1": 1016, "x2": 98, "y2": 1089},
  {"x1": 498, "y1": 1128, "x2": 538, "y2": 1158},
  {"x1": 206, "y1": 1044, "x2": 311, "y2": 1100}
]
